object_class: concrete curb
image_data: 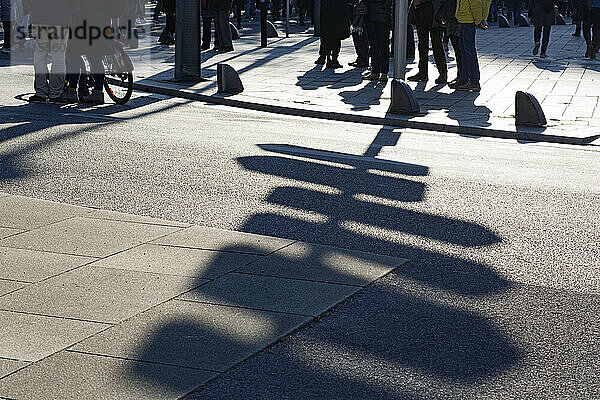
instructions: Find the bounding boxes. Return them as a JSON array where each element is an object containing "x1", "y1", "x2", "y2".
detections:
[{"x1": 131, "y1": 81, "x2": 600, "y2": 146}]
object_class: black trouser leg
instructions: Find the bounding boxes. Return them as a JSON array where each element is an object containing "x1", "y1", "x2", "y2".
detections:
[
  {"x1": 449, "y1": 33, "x2": 461, "y2": 78},
  {"x1": 541, "y1": 25, "x2": 551, "y2": 53},
  {"x1": 352, "y1": 30, "x2": 369, "y2": 63},
  {"x1": 431, "y1": 26, "x2": 447, "y2": 75},
  {"x1": 331, "y1": 39, "x2": 341, "y2": 59},
  {"x1": 367, "y1": 22, "x2": 391, "y2": 74},
  {"x1": 202, "y1": 17, "x2": 212, "y2": 46},
  {"x1": 407, "y1": 25, "x2": 415, "y2": 59},
  {"x1": 415, "y1": 3, "x2": 434, "y2": 75},
  {"x1": 534, "y1": 25, "x2": 542, "y2": 43}
]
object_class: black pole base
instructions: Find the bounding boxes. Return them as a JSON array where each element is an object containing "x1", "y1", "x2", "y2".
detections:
[
  {"x1": 217, "y1": 64, "x2": 244, "y2": 94},
  {"x1": 388, "y1": 80, "x2": 420, "y2": 115},
  {"x1": 515, "y1": 91, "x2": 547, "y2": 127}
]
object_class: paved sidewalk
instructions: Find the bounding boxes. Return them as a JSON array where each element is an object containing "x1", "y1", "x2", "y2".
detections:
[
  {"x1": 0, "y1": 193, "x2": 407, "y2": 399},
  {"x1": 127, "y1": 18, "x2": 600, "y2": 144}
]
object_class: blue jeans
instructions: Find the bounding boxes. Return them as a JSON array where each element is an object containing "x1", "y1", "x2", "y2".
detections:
[{"x1": 458, "y1": 23, "x2": 479, "y2": 84}]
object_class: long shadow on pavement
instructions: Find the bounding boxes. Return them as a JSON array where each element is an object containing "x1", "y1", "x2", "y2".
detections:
[{"x1": 128, "y1": 127, "x2": 522, "y2": 397}]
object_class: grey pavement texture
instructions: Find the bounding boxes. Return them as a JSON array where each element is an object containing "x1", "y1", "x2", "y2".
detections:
[
  {"x1": 0, "y1": 56, "x2": 598, "y2": 398},
  {"x1": 117, "y1": 14, "x2": 600, "y2": 143},
  {"x1": 0, "y1": 194, "x2": 407, "y2": 399}
]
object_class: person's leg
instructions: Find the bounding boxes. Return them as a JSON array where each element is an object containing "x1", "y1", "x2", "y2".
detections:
[
  {"x1": 48, "y1": 32, "x2": 68, "y2": 99},
  {"x1": 380, "y1": 23, "x2": 391, "y2": 76},
  {"x1": 449, "y1": 33, "x2": 462, "y2": 79},
  {"x1": 534, "y1": 25, "x2": 541, "y2": 44},
  {"x1": 202, "y1": 17, "x2": 212, "y2": 47},
  {"x1": 33, "y1": 30, "x2": 50, "y2": 98},
  {"x1": 431, "y1": 26, "x2": 447, "y2": 80},
  {"x1": 88, "y1": 56, "x2": 105, "y2": 91},
  {"x1": 513, "y1": 0, "x2": 521, "y2": 24},
  {"x1": 215, "y1": 10, "x2": 233, "y2": 49},
  {"x1": 414, "y1": 7, "x2": 430, "y2": 77},
  {"x1": 466, "y1": 25, "x2": 479, "y2": 84},
  {"x1": 366, "y1": 22, "x2": 379, "y2": 73},
  {"x1": 65, "y1": 49, "x2": 82, "y2": 89},
  {"x1": 331, "y1": 39, "x2": 341, "y2": 61},
  {"x1": 541, "y1": 25, "x2": 551, "y2": 54},
  {"x1": 459, "y1": 23, "x2": 475, "y2": 84}
]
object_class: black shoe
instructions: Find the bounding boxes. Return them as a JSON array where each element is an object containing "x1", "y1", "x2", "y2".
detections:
[
  {"x1": 201, "y1": 43, "x2": 210, "y2": 50},
  {"x1": 327, "y1": 59, "x2": 342, "y2": 69},
  {"x1": 585, "y1": 46, "x2": 592, "y2": 58},
  {"x1": 435, "y1": 74, "x2": 447, "y2": 84},
  {"x1": 48, "y1": 95, "x2": 67, "y2": 104},
  {"x1": 349, "y1": 60, "x2": 368, "y2": 68},
  {"x1": 407, "y1": 73, "x2": 428, "y2": 82},
  {"x1": 315, "y1": 55, "x2": 326, "y2": 65},
  {"x1": 362, "y1": 72, "x2": 380, "y2": 80},
  {"x1": 217, "y1": 46, "x2": 234, "y2": 52},
  {"x1": 591, "y1": 51, "x2": 597, "y2": 60},
  {"x1": 28, "y1": 94, "x2": 46, "y2": 104},
  {"x1": 572, "y1": 32, "x2": 581, "y2": 37}
]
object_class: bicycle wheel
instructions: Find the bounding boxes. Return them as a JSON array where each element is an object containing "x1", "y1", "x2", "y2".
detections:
[{"x1": 104, "y1": 72, "x2": 133, "y2": 105}]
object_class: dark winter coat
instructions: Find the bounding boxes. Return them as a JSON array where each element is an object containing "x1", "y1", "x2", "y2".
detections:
[
  {"x1": 529, "y1": 0, "x2": 554, "y2": 26},
  {"x1": 320, "y1": 0, "x2": 352, "y2": 39},
  {"x1": 365, "y1": 0, "x2": 392, "y2": 24},
  {"x1": 68, "y1": 0, "x2": 113, "y2": 56},
  {"x1": 23, "y1": 0, "x2": 77, "y2": 26},
  {"x1": 571, "y1": 0, "x2": 589, "y2": 21}
]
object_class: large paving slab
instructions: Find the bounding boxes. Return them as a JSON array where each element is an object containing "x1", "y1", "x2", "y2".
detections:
[
  {"x1": 153, "y1": 225, "x2": 295, "y2": 255},
  {"x1": 90, "y1": 243, "x2": 261, "y2": 279},
  {"x1": 178, "y1": 272, "x2": 360, "y2": 316},
  {"x1": 0, "y1": 195, "x2": 92, "y2": 230},
  {"x1": 71, "y1": 299, "x2": 311, "y2": 372},
  {"x1": 0, "y1": 351, "x2": 215, "y2": 400},
  {"x1": 0, "y1": 310, "x2": 110, "y2": 362},
  {"x1": 0, "y1": 247, "x2": 96, "y2": 282},
  {"x1": 239, "y1": 241, "x2": 408, "y2": 286},
  {"x1": 0, "y1": 266, "x2": 199, "y2": 323},
  {"x1": 0, "y1": 217, "x2": 182, "y2": 258},
  {"x1": 0, "y1": 280, "x2": 25, "y2": 297},
  {"x1": 0, "y1": 359, "x2": 28, "y2": 379}
]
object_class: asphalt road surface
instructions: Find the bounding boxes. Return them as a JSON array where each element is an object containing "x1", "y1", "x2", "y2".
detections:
[{"x1": 1, "y1": 65, "x2": 599, "y2": 399}]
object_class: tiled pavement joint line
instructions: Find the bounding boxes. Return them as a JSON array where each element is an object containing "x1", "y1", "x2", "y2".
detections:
[
  {"x1": 147, "y1": 240, "x2": 299, "y2": 257},
  {"x1": 173, "y1": 298, "x2": 316, "y2": 318},
  {"x1": 232, "y1": 270, "x2": 366, "y2": 288},
  {"x1": 0, "y1": 308, "x2": 118, "y2": 326},
  {"x1": 0, "y1": 278, "x2": 30, "y2": 285},
  {"x1": 65, "y1": 349, "x2": 221, "y2": 373}
]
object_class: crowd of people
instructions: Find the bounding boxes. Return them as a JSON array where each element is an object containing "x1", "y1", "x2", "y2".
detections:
[
  {"x1": 316, "y1": 0, "x2": 599, "y2": 91},
  {"x1": 0, "y1": 0, "x2": 133, "y2": 104},
  {"x1": 0, "y1": 0, "x2": 598, "y2": 102}
]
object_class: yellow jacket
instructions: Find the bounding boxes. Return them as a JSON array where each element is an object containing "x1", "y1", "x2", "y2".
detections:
[{"x1": 455, "y1": 0, "x2": 492, "y2": 24}]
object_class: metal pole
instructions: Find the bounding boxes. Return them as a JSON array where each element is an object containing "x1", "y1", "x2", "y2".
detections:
[
  {"x1": 175, "y1": 0, "x2": 202, "y2": 80},
  {"x1": 393, "y1": 0, "x2": 407, "y2": 80},
  {"x1": 286, "y1": 0, "x2": 290, "y2": 37},
  {"x1": 260, "y1": 0, "x2": 267, "y2": 47}
]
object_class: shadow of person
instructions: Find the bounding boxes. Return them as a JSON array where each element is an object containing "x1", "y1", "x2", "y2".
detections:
[
  {"x1": 338, "y1": 80, "x2": 388, "y2": 111},
  {"x1": 296, "y1": 65, "x2": 362, "y2": 92}
]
